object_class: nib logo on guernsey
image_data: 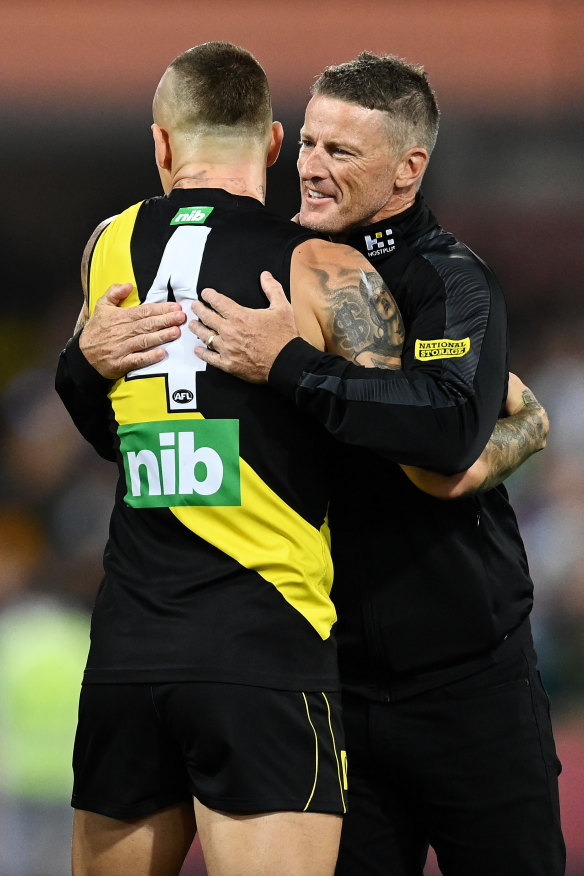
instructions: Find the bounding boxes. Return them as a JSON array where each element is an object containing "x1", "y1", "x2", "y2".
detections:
[
  {"x1": 363, "y1": 228, "x2": 395, "y2": 257},
  {"x1": 119, "y1": 420, "x2": 241, "y2": 508},
  {"x1": 170, "y1": 206, "x2": 214, "y2": 225}
]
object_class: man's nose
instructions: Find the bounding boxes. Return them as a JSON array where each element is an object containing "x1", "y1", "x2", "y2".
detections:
[{"x1": 300, "y1": 147, "x2": 327, "y2": 179}]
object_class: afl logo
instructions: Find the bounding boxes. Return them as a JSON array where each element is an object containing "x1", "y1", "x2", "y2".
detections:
[{"x1": 172, "y1": 389, "x2": 194, "y2": 404}]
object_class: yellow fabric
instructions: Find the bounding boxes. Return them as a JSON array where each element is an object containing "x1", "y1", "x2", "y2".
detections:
[
  {"x1": 88, "y1": 201, "x2": 142, "y2": 315},
  {"x1": 88, "y1": 203, "x2": 336, "y2": 640}
]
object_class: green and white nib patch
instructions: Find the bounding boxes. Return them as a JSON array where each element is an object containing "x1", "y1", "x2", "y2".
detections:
[
  {"x1": 170, "y1": 206, "x2": 214, "y2": 225},
  {"x1": 119, "y1": 419, "x2": 241, "y2": 508}
]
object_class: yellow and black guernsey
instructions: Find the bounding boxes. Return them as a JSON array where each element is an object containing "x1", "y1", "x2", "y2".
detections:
[{"x1": 83, "y1": 188, "x2": 339, "y2": 691}]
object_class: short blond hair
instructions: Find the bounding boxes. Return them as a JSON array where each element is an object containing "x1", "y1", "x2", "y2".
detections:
[
  {"x1": 312, "y1": 51, "x2": 440, "y2": 157},
  {"x1": 159, "y1": 41, "x2": 273, "y2": 140}
]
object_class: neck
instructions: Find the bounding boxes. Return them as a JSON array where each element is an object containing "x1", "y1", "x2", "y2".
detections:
[
  {"x1": 329, "y1": 189, "x2": 418, "y2": 244},
  {"x1": 170, "y1": 156, "x2": 266, "y2": 203},
  {"x1": 368, "y1": 189, "x2": 418, "y2": 225}
]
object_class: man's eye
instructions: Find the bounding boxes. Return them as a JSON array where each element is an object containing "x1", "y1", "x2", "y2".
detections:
[{"x1": 299, "y1": 139, "x2": 313, "y2": 149}]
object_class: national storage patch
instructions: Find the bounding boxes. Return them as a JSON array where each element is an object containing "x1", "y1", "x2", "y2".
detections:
[{"x1": 415, "y1": 337, "x2": 471, "y2": 360}]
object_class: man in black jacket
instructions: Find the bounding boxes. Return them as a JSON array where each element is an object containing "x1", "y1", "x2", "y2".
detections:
[
  {"x1": 188, "y1": 53, "x2": 565, "y2": 876},
  {"x1": 56, "y1": 53, "x2": 564, "y2": 876}
]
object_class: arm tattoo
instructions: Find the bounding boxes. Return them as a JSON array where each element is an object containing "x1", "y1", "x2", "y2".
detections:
[
  {"x1": 312, "y1": 265, "x2": 404, "y2": 367},
  {"x1": 476, "y1": 389, "x2": 548, "y2": 491}
]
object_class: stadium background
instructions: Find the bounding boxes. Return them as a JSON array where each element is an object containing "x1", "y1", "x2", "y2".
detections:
[{"x1": 0, "y1": 2, "x2": 583, "y2": 873}]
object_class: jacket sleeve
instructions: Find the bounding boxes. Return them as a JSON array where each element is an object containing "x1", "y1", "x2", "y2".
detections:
[
  {"x1": 55, "y1": 332, "x2": 117, "y2": 462},
  {"x1": 269, "y1": 256, "x2": 509, "y2": 475}
]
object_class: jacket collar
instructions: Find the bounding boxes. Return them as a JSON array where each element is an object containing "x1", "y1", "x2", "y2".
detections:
[{"x1": 346, "y1": 193, "x2": 438, "y2": 261}]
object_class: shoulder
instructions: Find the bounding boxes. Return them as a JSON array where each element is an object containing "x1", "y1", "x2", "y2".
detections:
[
  {"x1": 81, "y1": 215, "x2": 118, "y2": 296},
  {"x1": 81, "y1": 199, "x2": 147, "y2": 296},
  {"x1": 419, "y1": 227, "x2": 500, "y2": 290},
  {"x1": 405, "y1": 228, "x2": 504, "y2": 316},
  {"x1": 292, "y1": 237, "x2": 374, "y2": 275}
]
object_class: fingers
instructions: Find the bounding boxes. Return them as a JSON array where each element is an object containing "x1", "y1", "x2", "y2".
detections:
[
  {"x1": 505, "y1": 372, "x2": 530, "y2": 416},
  {"x1": 190, "y1": 296, "x2": 225, "y2": 334},
  {"x1": 189, "y1": 318, "x2": 217, "y2": 350},
  {"x1": 260, "y1": 271, "x2": 288, "y2": 306},
  {"x1": 102, "y1": 283, "x2": 135, "y2": 306},
  {"x1": 507, "y1": 371, "x2": 527, "y2": 394},
  {"x1": 194, "y1": 345, "x2": 222, "y2": 368},
  {"x1": 130, "y1": 308, "x2": 185, "y2": 334},
  {"x1": 94, "y1": 290, "x2": 185, "y2": 335},
  {"x1": 119, "y1": 347, "x2": 169, "y2": 372},
  {"x1": 198, "y1": 287, "x2": 239, "y2": 319},
  {"x1": 81, "y1": 287, "x2": 186, "y2": 378}
]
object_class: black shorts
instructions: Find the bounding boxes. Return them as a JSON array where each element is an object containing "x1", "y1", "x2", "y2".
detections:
[{"x1": 72, "y1": 682, "x2": 347, "y2": 820}]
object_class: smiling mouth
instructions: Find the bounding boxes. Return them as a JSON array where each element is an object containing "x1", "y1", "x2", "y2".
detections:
[{"x1": 306, "y1": 188, "x2": 334, "y2": 201}]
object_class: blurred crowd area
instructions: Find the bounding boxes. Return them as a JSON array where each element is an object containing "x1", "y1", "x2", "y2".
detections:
[{"x1": 1, "y1": 112, "x2": 583, "y2": 873}]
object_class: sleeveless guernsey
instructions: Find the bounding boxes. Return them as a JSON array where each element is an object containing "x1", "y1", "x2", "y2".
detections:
[{"x1": 83, "y1": 188, "x2": 339, "y2": 691}]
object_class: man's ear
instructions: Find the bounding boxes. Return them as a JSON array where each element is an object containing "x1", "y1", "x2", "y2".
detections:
[
  {"x1": 267, "y1": 121, "x2": 284, "y2": 167},
  {"x1": 152, "y1": 123, "x2": 172, "y2": 171},
  {"x1": 395, "y1": 147, "x2": 428, "y2": 190}
]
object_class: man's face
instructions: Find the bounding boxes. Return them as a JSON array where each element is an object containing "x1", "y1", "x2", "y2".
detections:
[{"x1": 298, "y1": 95, "x2": 401, "y2": 238}]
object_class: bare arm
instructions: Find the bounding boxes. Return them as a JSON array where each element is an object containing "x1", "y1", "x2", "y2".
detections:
[
  {"x1": 402, "y1": 373, "x2": 549, "y2": 499},
  {"x1": 289, "y1": 238, "x2": 403, "y2": 367},
  {"x1": 189, "y1": 268, "x2": 546, "y2": 496},
  {"x1": 191, "y1": 240, "x2": 403, "y2": 377}
]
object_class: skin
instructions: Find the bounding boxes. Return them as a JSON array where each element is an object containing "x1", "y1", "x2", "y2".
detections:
[
  {"x1": 403, "y1": 373, "x2": 548, "y2": 498},
  {"x1": 72, "y1": 805, "x2": 196, "y2": 876},
  {"x1": 190, "y1": 95, "x2": 428, "y2": 370},
  {"x1": 297, "y1": 95, "x2": 427, "y2": 238},
  {"x1": 68, "y1": 80, "x2": 549, "y2": 872},
  {"x1": 189, "y1": 94, "x2": 549, "y2": 493},
  {"x1": 74, "y1": 85, "x2": 549, "y2": 494},
  {"x1": 71, "y1": 66, "x2": 413, "y2": 876}
]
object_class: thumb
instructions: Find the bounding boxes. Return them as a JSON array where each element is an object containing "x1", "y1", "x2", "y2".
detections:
[
  {"x1": 505, "y1": 372, "x2": 528, "y2": 416},
  {"x1": 260, "y1": 271, "x2": 288, "y2": 308},
  {"x1": 101, "y1": 283, "x2": 134, "y2": 307},
  {"x1": 508, "y1": 372, "x2": 526, "y2": 393}
]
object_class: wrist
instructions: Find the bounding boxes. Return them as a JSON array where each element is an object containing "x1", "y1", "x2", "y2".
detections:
[{"x1": 64, "y1": 331, "x2": 113, "y2": 392}]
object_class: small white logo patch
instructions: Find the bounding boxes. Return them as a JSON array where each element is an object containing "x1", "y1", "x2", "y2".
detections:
[{"x1": 363, "y1": 228, "x2": 395, "y2": 257}]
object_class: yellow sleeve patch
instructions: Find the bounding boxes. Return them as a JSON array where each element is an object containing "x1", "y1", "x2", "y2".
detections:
[{"x1": 415, "y1": 337, "x2": 471, "y2": 360}]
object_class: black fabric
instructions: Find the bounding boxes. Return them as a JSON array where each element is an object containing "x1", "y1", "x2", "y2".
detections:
[
  {"x1": 337, "y1": 648, "x2": 565, "y2": 876},
  {"x1": 55, "y1": 332, "x2": 116, "y2": 461},
  {"x1": 72, "y1": 682, "x2": 346, "y2": 817},
  {"x1": 269, "y1": 195, "x2": 508, "y2": 475},
  {"x1": 319, "y1": 195, "x2": 535, "y2": 695},
  {"x1": 60, "y1": 189, "x2": 340, "y2": 691}
]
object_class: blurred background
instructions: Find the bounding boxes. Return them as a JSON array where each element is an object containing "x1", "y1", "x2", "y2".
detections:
[{"x1": 1, "y1": 1, "x2": 583, "y2": 873}]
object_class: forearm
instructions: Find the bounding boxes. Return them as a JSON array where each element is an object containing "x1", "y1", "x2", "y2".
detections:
[
  {"x1": 268, "y1": 338, "x2": 502, "y2": 474},
  {"x1": 403, "y1": 385, "x2": 548, "y2": 499},
  {"x1": 463, "y1": 386, "x2": 548, "y2": 492},
  {"x1": 55, "y1": 332, "x2": 117, "y2": 461}
]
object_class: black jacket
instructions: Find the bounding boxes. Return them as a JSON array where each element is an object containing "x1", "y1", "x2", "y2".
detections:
[
  {"x1": 56, "y1": 194, "x2": 535, "y2": 700},
  {"x1": 269, "y1": 195, "x2": 534, "y2": 699}
]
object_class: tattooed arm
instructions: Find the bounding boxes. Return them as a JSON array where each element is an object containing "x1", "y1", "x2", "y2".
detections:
[
  {"x1": 402, "y1": 374, "x2": 549, "y2": 498},
  {"x1": 191, "y1": 238, "x2": 403, "y2": 378},
  {"x1": 190, "y1": 261, "x2": 548, "y2": 499},
  {"x1": 290, "y1": 239, "x2": 403, "y2": 366}
]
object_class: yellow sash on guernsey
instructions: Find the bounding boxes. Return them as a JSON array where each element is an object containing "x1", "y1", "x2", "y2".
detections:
[{"x1": 88, "y1": 204, "x2": 336, "y2": 640}]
